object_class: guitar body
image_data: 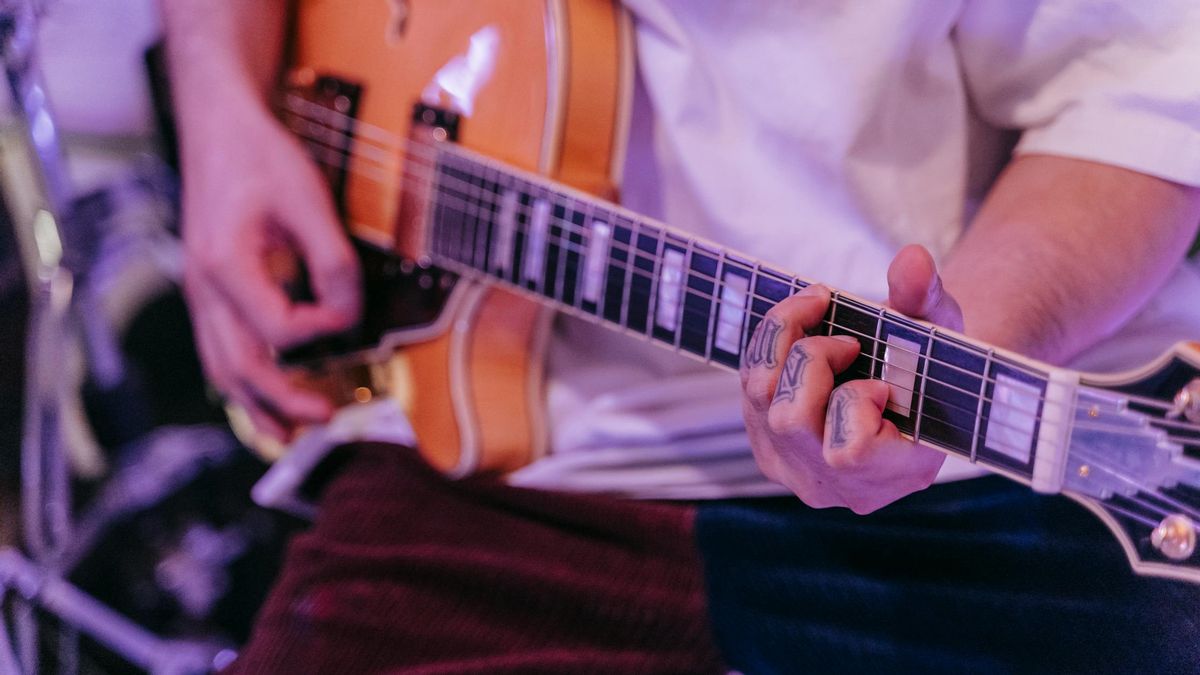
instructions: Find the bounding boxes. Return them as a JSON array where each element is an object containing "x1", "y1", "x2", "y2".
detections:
[
  {"x1": 267, "y1": 0, "x2": 1200, "y2": 584},
  {"x1": 285, "y1": 0, "x2": 633, "y2": 475}
]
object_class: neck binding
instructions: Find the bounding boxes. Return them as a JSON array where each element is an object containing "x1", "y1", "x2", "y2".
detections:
[{"x1": 425, "y1": 144, "x2": 1053, "y2": 483}]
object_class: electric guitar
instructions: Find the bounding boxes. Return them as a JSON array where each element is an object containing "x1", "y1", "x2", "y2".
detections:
[{"x1": 263, "y1": 0, "x2": 1200, "y2": 583}]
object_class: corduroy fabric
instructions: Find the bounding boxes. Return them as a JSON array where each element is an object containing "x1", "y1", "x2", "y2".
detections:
[{"x1": 228, "y1": 442, "x2": 725, "y2": 674}]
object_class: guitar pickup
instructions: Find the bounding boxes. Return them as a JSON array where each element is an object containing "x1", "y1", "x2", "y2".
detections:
[{"x1": 281, "y1": 71, "x2": 364, "y2": 213}]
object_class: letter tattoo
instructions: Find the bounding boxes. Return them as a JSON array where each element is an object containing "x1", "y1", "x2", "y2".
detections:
[
  {"x1": 743, "y1": 317, "x2": 783, "y2": 369},
  {"x1": 827, "y1": 387, "x2": 856, "y2": 448},
  {"x1": 771, "y1": 344, "x2": 811, "y2": 404}
]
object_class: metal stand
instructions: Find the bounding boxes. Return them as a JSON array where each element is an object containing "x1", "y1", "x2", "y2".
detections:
[{"x1": 0, "y1": 2, "x2": 237, "y2": 672}]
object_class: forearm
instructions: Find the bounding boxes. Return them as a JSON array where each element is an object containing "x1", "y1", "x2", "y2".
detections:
[
  {"x1": 942, "y1": 154, "x2": 1200, "y2": 365},
  {"x1": 158, "y1": 0, "x2": 288, "y2": 153}
]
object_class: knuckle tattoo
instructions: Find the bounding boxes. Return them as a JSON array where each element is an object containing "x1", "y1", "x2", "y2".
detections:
[
  {"x1": 743, "y1": 317, "x2": 783, "y2": 369},
  {"x1": 826, "y1": 385, "x2": 857, "y2": 449},
  {"x1": 770, "y1": 343, "x2": 811, "y2": 405}
]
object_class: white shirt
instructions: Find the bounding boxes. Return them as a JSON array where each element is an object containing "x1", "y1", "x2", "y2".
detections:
[{"x1": 509, "y1": 0, "x2": 1200, "y2": 498}]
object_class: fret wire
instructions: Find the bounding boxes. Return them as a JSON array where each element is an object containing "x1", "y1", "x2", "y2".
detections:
[
  {"x1": 455, "y1": 158, "x2": 474, "y2": 265},
  {"x1": 486, "y1": 170, "x2": 505, "y2": 276},
  {"x1": 873, "y1": 305, "x2": 886, "y2": 379},
  {"x1": 465, "y1": 163, "x2": 483, "y2": 269},
  {"x1": 443, "y1": 158, "x2": 461, "y2": 262},
  {"x1": 544, "y1": 189, "x2": 560, "y2": 300},
  {"x1": 645, "y1": 228, "x2": 665, "y2": 339},
  {"x1": 675, "y1": 238, "x2": 696, "y2": 350},
  {"x1": 912, "y1": 328, "x2": 933, "y2": 443},
  {"x1": 428, "y1": 152, "x2": 447, "y2": 259},
  {"x1": 739, "y1": 261, "x2": 761, "y2": 358},
  {"x1": 533, "y1": 185, "x2": 548, "y2": 297},
  {"x1": 434, "y1": 152, "x2": 449, "y2": 259},
  {"x1": 574, "y1": 199, "x2": 596, "y2": 311},
  {"x1": 572, "y1": 195, "x2": 587, "y2": 305},
  {"x1": 620, "y1": 217, "x2": 639, "y2": 329},
  {"x1": 458, "y1": 154, "x2": 477, "y2": 265},
  {"x1": 705, "y1": 250, "x2": 727, "y2": 362},
  {"x1": 970, "y1": 349, "x2": 994, "y2": 463},
  {"x1": 564, "y1": 198, "x2": 582, "y2": 308},
  {"x1": 512, "y1": 181, "x2": 529, "y2": 287},
  {"x1": 552, "y1": 191, "x2": 571, "y2": 303},
  {"x1": 827, "y1": 290, "x2": 840, "y2": 337},
  {"x1": 474, "y1": 164, "x2": 497, "y2": 274},
  {"x1": 468, "y1": 160, "x2": 487, "y2": 271},
  {"x1": 578, "y1": 197, "x2": 597, "y2": 309}
]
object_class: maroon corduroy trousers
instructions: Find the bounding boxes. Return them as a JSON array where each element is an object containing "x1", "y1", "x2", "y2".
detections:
[{"x1": 228, "y1": 443, "x2": 727, "y2": 674}]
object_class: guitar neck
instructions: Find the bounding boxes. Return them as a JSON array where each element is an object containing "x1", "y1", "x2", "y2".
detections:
[{"x1": 425, "y1": 145, "x2": 1063, "y2": 485}]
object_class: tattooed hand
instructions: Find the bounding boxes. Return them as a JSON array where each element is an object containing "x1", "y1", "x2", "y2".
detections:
[{"x1": 739, "y1": 245, "x2": 963, "y2": 514}]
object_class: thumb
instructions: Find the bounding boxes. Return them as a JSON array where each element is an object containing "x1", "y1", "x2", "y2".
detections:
[{"x1": 886, "y1": 244, "x2": 963, "y2": 331}]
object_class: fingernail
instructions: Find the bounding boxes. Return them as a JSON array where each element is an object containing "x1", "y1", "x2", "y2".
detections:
[
  {"x1": 833, "y1": 334, "x2": 859, "y2": 344},
  {"x1": 797, "y1": 283, "x2": 829, "y2": 297}
]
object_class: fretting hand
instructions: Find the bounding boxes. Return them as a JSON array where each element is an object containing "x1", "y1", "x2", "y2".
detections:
[{"x1": 740, "y1": 245, "x2": 962, "y2": 513}]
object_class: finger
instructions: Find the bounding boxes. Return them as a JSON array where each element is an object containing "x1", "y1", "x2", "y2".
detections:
[
  {"x1": 886, "y1": 244, "x2": 963, "y2": 331},
  {"x1": 233, "y1": 389, "x2": 291, "y2": 443},
  {"x1": 207, "y1": 231, "x2": 357, "y2": 350},
  {"x1": 821, "y1": 380, "x2": 896, "y2": 470},
  {"x1": 204, "y1": 290, "x2": 335, "y2": 425},
  {"x1": 741, "y1": 284, "x2": 832, "y2": 405},
  {"x1": 764, "y1": 335, "x2": 861, "y2": 440},
  {"x1": 185, "y1": 276, "x2": 237, "y2": 395},
  {"x1": 188, "y1": 301, "x2": 291, "y2": 442},
  {"x1": 277, "y1": 166, "x2": 363, "y2": 324}
]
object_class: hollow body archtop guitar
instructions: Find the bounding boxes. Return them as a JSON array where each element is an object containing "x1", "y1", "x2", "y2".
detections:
[{"x1": 273, "y1": 0, "x2": 1200, "y2": 583}]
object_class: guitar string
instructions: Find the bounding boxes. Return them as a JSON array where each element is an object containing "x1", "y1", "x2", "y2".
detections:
[
  {"x1": 280, "y1": 104, "x2": 1200, "y2": 528},
  {"x1": 275, "y1": 98, "x2": 1200, "y2": 419},
  {"x1": 443, "y1": 251, "x2": 1200, "y2": 528},
  {"x1": 283, "y1": 116, "x2": 1200, "y2": 432},
  {"x1": 285, "y1": 123, "x2": 1199, "y2": 436},
  {"x1": 422, "y1": 160, "x2": 1200, "y2": 430},
  {"x1": 1065, "y1": 445, "x2": 1200, "y2": 525}
]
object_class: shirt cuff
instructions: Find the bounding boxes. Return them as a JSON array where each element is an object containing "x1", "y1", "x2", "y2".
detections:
[{"x1": 1015, "y1": 102, "x2": 1200, "y2": 187}]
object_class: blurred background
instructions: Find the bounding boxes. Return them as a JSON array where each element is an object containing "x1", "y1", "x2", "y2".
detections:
[{"x1": 1, "y1": 1, "x2": 304, "y2": 672}]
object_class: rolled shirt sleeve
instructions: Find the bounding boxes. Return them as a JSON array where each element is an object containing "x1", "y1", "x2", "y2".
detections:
[{"x1": 954, "y1": 0, "x2": 1200, "y2": 187}]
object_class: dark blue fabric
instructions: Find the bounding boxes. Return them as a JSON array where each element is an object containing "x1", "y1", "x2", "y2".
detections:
[{"x1": 696, "y1": 477, "x2": 1200, "y2": 675}]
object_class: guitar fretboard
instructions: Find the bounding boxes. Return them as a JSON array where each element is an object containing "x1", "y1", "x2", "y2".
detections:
[{"x1": 426, "y1": 146, "x2": 1052, "y2": 482}]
